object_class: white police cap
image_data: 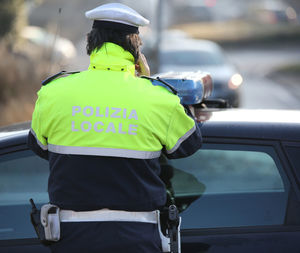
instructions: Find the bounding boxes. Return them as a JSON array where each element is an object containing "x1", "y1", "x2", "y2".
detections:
[{"x1": 85, "y1": 3, "x2": 149, "y2": 33}]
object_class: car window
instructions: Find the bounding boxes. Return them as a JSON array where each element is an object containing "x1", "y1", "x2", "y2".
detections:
[
  {"x1": 0, "y1": 150, "x2": 49, "y2": 240},
  {"x1": 165, "y1": 144, "x2": 290, "y2": 229}
]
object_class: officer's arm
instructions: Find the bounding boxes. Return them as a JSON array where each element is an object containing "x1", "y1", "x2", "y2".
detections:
[
  {"x1": 163, "y1": 103, "x2": 202, "y2": 159},
  {"x1": 27, "y1": 90, "x2": 49, "y2": 160}
]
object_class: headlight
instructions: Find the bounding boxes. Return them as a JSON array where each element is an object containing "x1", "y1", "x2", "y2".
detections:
[{"x1": 228, "y1": 73, "x2": 243, "y2": 89}]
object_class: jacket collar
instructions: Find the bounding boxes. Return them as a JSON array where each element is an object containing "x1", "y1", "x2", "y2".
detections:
[{"x1": 88, "y1": 42, "x2": 136, "y2": 76}]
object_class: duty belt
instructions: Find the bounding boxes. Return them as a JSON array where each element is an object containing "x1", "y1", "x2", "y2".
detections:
[{"x1": 30, "y1": 199, "x2": 181, "y2": 253}]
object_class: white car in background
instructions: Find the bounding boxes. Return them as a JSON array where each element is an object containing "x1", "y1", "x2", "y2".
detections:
[
  {"x1": 158, "y1": 38, "x2": 243, "y2": 107},
  {"x1": 21, "y1": 26, "x2": 77, "y2": 62}
]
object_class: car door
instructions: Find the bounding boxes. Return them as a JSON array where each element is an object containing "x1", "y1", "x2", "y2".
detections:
[
  {"x1": 0, "y1": 137, "x2": 50, "y2": 252},
  {"x1": 165, "y1": 138, "x2": 300, "y2": 253}
]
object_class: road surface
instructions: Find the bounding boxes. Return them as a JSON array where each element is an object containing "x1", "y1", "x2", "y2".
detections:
[{"x1": 226, "y1": 45, "x2": 300, "y2": 109}]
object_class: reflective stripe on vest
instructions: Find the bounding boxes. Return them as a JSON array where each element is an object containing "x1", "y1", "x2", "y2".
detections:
[{"x1": 48, "y1": 144, "x2": 161, "y2": 159}]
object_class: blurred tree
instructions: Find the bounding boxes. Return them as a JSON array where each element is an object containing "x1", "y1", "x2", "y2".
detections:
[
  {"x1": 0, "y1": 0, "x2": 27, "y2": 41},
  {"x1": 0, "y1": 0, "x2": 46, "y2": 127}
]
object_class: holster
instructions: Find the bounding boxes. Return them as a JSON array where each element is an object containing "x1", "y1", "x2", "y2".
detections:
[
  {"x1": 158, "y1": 205, "x2": 181, "y2": 253},
  {"x1": 30, "y1": 199, "x2": 61, "y2": 245}
]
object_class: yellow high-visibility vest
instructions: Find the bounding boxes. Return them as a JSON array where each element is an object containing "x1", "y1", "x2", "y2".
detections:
[{"x1": 31, "y1": 42, "x2": 196, "y2": 159}]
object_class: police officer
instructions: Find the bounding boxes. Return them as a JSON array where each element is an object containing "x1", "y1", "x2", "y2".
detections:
[{"x1": 28, "y1": 3, "x2": 202, "y2": 253}]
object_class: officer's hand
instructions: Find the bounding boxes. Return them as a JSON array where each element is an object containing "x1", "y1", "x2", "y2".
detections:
[{"x1": 135, "y1": 54, "x2": 150, "y2": 77}]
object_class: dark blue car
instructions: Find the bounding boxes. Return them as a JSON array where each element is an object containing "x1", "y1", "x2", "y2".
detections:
[{"x1": 1, "y1": 108, "x2": 300, "y2": 252}]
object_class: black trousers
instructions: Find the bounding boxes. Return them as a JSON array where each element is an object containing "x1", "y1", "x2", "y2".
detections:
[{"x1": 49, "y1": 221, "x2": 162, "y2": 253}]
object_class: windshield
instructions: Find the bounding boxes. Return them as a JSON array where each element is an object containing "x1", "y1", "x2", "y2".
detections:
[{"x1": 160, "y1": 50, "x2": 226, "y2": 66}]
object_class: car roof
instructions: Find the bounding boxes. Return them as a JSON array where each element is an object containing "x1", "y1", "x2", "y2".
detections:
[
  {"x1": 204, "y1": 109, "x2": 300, "y2": 124},
  {"x1": 0, "y1": 122, "x2": 30, "y2": 139},
  {"x1": 200, "y1": 109, "x2": 300, "y2": 141}
]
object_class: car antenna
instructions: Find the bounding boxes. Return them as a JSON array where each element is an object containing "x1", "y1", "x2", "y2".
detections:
[{"x1": 47, "y1": 7, "x2": 62, "y2": 75}]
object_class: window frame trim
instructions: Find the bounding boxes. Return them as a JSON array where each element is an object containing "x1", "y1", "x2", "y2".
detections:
[
  {"x1": 181, "y1": 224, "x2": 300, "y2": 237},
  {"x1": 281, "y1": 141, "x2": 300, "y2": 189}
]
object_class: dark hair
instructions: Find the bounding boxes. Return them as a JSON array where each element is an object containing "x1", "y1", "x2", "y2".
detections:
[{"x1": 86, "y1": 28, "x2": 142, "y2": 63}]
